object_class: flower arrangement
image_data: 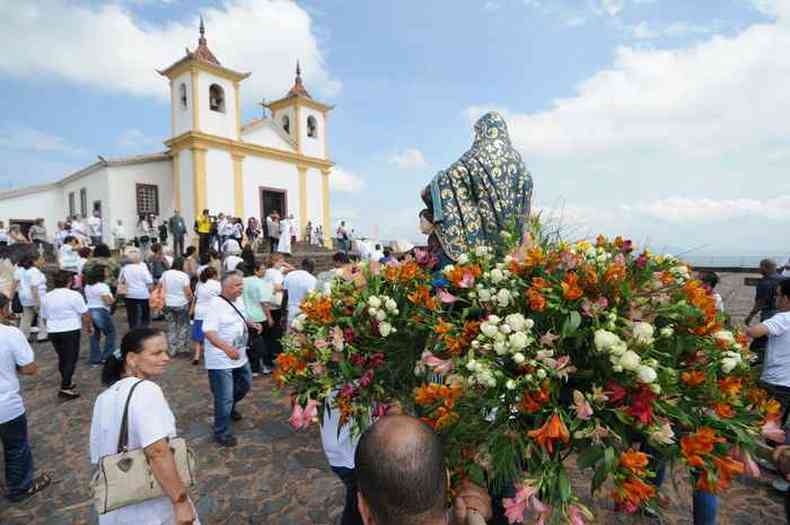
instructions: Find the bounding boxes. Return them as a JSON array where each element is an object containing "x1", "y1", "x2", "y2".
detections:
[{"x1": 277, "y1": 220, "x2": 777, "y2": 524}]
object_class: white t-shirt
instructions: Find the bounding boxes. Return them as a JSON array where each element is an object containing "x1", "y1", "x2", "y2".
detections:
[
  {"x1": 85, "y1": 283, "x2": 112, "y2": 310},
  {"x1": 161, "y1": 270, "x2": 191, "y2": 308},
  {"x1": 320, "y1": 391, "x2": 360, "y2": 469},
  {"x1": 284, "y1": 270, "x2": 317, "y2": 325},
  {"x1": 42, "y1": 288, "x2": 88, "y2": 333},
  {"x1": 202, "y1": 296, "x2": 249, "y2": 370},
  {"x1": 89, "y1": 378, "x2": 197, "y2": 525},
  {"x1": 263, "y1": 268, "x2": 285, "y2": 309},
  {"x1": 761, "y1": 311, "x2": 790, "y2": 387},
  {"x1": 224, "y1": 255, "x2": 244, "y2": 273},
  {"x1": 120, "y1": 263, "x2": 153, "y2": 300},
  {"x1": 19, "y1": 267, "x2": 46, "y2": 307},
  {"x1": 0, "y1": 325, "x2": 34, "y2": 424},
  {"x1": 88, "y1": 216, "x2": 102, "y2": 237},
  {"x1": 194, "y1": 280, "x2": 221, "y2": 321}
]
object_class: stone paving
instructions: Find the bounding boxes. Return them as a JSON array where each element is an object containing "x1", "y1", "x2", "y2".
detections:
[{"x1": 1, "y1": 279, "x2": 786, "y2": 524}]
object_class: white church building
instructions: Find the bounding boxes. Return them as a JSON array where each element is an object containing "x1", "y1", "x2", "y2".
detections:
[{"x1": 0, "y1": 22, "x2": 334, "y2": 247}]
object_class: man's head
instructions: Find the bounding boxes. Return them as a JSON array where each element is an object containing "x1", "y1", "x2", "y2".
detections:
[
  {"x1": 777, "y1": 278, "x2": 790, "y2": 311},
  {"x1": 760, "y1": 258, "x2": 778, "y2": 276},
  {"x1": 355, "y1": 415, "x2": 447, "y2": 525},
  {"x1": 221, "y1": 271, "x2": 244, "y2": 300},
  {"x1": 64, "y1": 235, "x2": 78, "y2": 247},
  {"x1": 301, "y1": 258, "x2": 315, "y2": 274},
  {"x1": 202, "y1": 209, "x2": 210, "y2": 217},
  {"x1": 332, "y1": 251, "x2": 350, "y2": 268}
]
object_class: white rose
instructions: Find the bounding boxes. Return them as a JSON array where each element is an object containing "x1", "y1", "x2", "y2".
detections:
[
  {"x1": 292, "y1": 318, "x2": 304, "y2": 331},
  {"x1": 506, "y1": 379, "x2": 517, "y2": 390},
  {"x1": 488, "y1": 315, "x2": 502, "y2": 324},
  {"x1": 368, "y1": 307, "x2": 379, "y2": 317},
  {"x1": 610, "y1": 341, "x2": 627, "y2": 356},
  {"x1": 612, "y1": 364, "x2": 624, "y2": 373},
  {"x1": 659, "y1": 326, "x2": 674, "y2": 338},
  {"x1": 505, "y1": 313, "x2": 526, "y2": 332},
  {"x1": 493, "y1": 341, "x2": 508, "y2": 355},
  {"x1": 509, "y1": 332, "x2": 529, "y2": 351},
  {"x1": 637, "y1": 365, "x2": 657, "y2": 384},
  {"x1": 471, "y1": 340, "x2": 481, "y2": 349},
  {"x1": 632, "y1": 322, "x2": 655, "y2": 345},
  {"x1": 466, "y1": 360, "x2": 478, "y2": 371},
  {"x1": 475, "y1": 246, "x2": 489, "y2": 257},
  {"x1": 457, "y1": 254, "x2": 469, "y2": 265},
  {"x1": 524, "y1": 318, "x2": 535, "y2": 330},
  {"x1": 479, "y1": 289, "x2": 492, "y2": 302},
  {"x1": 490, "y1": 268, "x2": 504, "y2": 284},
  {"x1": 375, "y1": 310, "x2": 387, "y2": 322},
  {"x1": 481, "y1": 322, "x2": 499, "y2": 338},
  {"x1": 494, "y1": 332, "x2": 506, "y2": 342},
  {"x1": 368, "y1": 296, "x2": 382, "y2": 309},
  {"x1": 442, "y1": 264, "x2": 455, "y2": 275},
  {"x1": 385, "y1": 298, "x2": 398, "y2": 312},
  {"x1": 649, "y1": 383, "x2": 661, "y2": 394},
  {"x1": 499, "y1": 323, "x2": 512, "y2": 334},
  {"x1": 619, "y1": 350, "x2": 641, "y2": 371},
  {"x1": 496, "y1": 289, "x2": 511, "y2": 307},
  {"x1": 379, "y1": 322, "x2": 393, "y2": 337},
  {"x1": 536, "y1": 369, "x2": 547, "y2": 380},
  {"x1": 594, "y1": 330, "x2": 619, "y2": 352},
  {"x1": 504, "y1": 255, "x2": 514, "y2": 264},
  {"x1": 714, "y1": 330, "x2": 735, "y2": 345},
  {"x1": 513, "y1": 352, "x2": 526, "y2": 365},
  {"x1": 721, "y1": 357, "x2": 738, "y2": 374}
]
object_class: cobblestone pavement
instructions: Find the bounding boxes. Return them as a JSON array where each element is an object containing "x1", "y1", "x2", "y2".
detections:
[{"x1": 1, "y1": 309, "x2": 786, "y2": 524}]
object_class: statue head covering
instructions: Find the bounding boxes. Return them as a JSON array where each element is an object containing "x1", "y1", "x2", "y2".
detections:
[{"x1": 421, "y1": 112, "x2": 533, "y2": 262}]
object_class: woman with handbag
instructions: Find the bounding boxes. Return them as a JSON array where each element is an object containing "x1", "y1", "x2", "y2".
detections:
[{"x1": 90, "y1": 328, "x2": 198, "y2": 524}]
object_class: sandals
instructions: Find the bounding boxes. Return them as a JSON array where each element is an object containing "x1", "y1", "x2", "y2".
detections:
[
  {"x1": 58, "y1": 388, "x2": 80, "y2": 400},
  {"x1": 8, "y1": 473, "x2": 52, "y2": 502}
]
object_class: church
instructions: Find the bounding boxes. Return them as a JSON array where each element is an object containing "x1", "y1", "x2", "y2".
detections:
[{"x1": 0, "y1": 21, "x2": 335, "y2": 247}]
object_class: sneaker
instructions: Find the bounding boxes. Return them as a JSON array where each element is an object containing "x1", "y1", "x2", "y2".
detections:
[
  {"x1": 773, "y1": 479, "x2": 790, "y2": 493},
  {"x1": 90, "y1": 363, "x2": 102, "y2": 369},
  {"x1": 7, "y1": 473, "x2": 52, "y2": 502},
  {"x1": 214, "y1": 435, "x2": 238, "y2": 448},
  {"x1": 231, "y1": 410, "x2": 243, "y2": 421},
  {"x1": 252, "y1": 372, "x2": 260, "y2": 378},
  {"x1": 261, "y1": 366, "x2": 273, "y2": 375},
  {"x1": 58, "y1": 388, "x2": 80, "y2": 400}
]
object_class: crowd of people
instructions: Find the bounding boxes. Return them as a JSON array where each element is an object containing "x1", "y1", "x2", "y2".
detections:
[{"x1": 4, "y1": 212, "x2": 790, "y2": 524}]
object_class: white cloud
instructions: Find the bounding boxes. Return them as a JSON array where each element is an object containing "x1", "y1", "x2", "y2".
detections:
[
  {"x1": 116, "y1": 128, "x2": 157, "y2": 150},
  {"x1": 0, "y1": 126, "x2": 85, "y2": 156},
  {"x1": 628, "y1": 20, "x2": 719, "y2": 40},
  {"x1": 388, "y1": 148, "x2": 428, "y2": 169},
  {"x1": 0, "y1": 1, "x2": 340, "y2": 105},
  {"x1": 625, "y1": 195, "x2": 790, "y2": 223},
  {"x1": 600, "y1": 0, "x2": 625, "y2": 16},
  {"x1": 329, "y1": 167, "x2": 365, "y2": 193}
]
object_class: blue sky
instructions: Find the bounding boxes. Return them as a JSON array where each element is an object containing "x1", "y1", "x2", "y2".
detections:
[{"x1": 1, "y1": 0, "x2": 788, "y2": 255}]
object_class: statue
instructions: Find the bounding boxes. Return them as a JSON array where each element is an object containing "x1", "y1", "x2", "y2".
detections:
[{"x1": 420, "y1": 111, "x2": 533, "y2": 265}]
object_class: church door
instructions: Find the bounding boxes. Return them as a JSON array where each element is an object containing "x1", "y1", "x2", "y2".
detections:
[{"x1": 259, "y1": 187, "x2": 287, "y2": 235}]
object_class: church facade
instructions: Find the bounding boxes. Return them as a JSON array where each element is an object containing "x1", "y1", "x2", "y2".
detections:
[{"x1": 0, "y1": 22, "x2": 334, "y2": 247}]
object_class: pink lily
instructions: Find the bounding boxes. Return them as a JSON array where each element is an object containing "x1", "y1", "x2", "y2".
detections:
[
  {"x1": 568, "y1": 505, "x2": 588, "y2": 525},
  {"x1": 458, "y1": 272, "x2": 475, "y2": 288},
  {"x1": 421, "y1": 351, "x2": 454, "y2": 374},
  {"x1": 533, "y1": 498, "x2": 552, "y2": 525},
  {"x1": 572, "y1": 390, "x2": 593, "y2": 421},
  {"x1": 437, "y1": 288, "x2": 458, "y2": 304},
  {"x1": 289, "y1": 399, "x2": 319, "y2": 430},
  {"x1": 762, "y1": 419, "x2": 786, "y2": 444},
  {"x1": 502, "y1": 481, "x2": 538, "y2": 524},
  {"x1": 731, "y1": 447, "x2": 760, "y2": 478},
  {"x1": 288, "y1": 403, "x2": 305, "y2": 430}
]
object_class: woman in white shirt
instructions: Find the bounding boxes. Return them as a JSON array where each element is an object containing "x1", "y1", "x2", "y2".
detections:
[
  {"x1": 18, "y1": 255, "x2": 48, "y2": 343},
  {"x1": 190, "y1": 267, "x2": 220, "y2": 366},
  {"x1": 85, "y1": 265, "x2": 116, "y2": 367},
  {"x1": 91, "y1": 328, "x2": 198, "y2": 525},
  {"x1": 223, "y1": 246, "x2": 244, "y2": 273},
  {"x1": 119, "y1": 248, "x2": 154, "y2": 330},
  {"x1": 160, "y1": 257, "x2": 194, "y2": 357},
  {"x1": 42, "y1": 270, "x2": 93, "y2": 399}
]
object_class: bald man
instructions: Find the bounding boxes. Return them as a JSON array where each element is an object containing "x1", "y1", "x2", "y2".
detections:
[{"x1": 355, "y1": 415, "x2": 490, "y2": 525}]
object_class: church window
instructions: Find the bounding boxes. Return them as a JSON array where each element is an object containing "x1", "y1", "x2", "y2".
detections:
[
  {"x1": 209, "y1": 84, "x2": 225, "y2": 113},
  {"x1": 179, "y1": 83, "x2": 188, "y2": 109},
  {"x1": 79, "y1": 188, "x2": 88, "y2": 218},
  {"x1": 307, "y1": 116, "x2": 318, "y2": 138},
  {"x1": 68, "y1": 192, "x2": 76, "y2": 217},
  {"x1": 136, "y1": 184, "x2": 159, "y2": 216},
  {"x1": 282, "y1": 115, "x2": 290, "y2": 134}
]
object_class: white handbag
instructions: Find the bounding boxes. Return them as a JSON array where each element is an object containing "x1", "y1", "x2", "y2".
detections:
[{"x1": 91, "y1": 379, "x2": 197, "y2": 514}]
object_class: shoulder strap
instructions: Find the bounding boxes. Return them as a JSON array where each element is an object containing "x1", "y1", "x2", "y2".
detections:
[
  {"x1": 220, "y1": 295, "x2": 247, "y2": 327},
  {"x1": 117, "y1": 379, "x2": 146, "y2": 453}
]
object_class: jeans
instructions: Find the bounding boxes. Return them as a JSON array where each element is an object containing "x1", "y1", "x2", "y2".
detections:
[
  {"x1": 648, "y1": 443, "x2": 718, "y2": 525},
  {"x1": 125, "y1": 298, "x2": 150, "y2": 329},
  {"x1": 164, "y1": 305, "x2": 190, "y2": 356},
  {"x1": 198, "y1": 234, "x2": 210, "y2": 256},
  {"x1": 89, "y1": 308, "x2": 116, "y2": 365},
  {"x1": 173, "y1": 235, "x2": 184, "y2": 257},
  {"x1": 331, "y1": 466, "x2": 363, "y2": 525},
  {"x1": 49, "y1": 330, "x2": 81, "y2": 388},
  {"x1": 20, "y1": 306, "x2": 47, "y2": 341},
  {"x1": 1, "y1": 413, "x2": 33, "y2": 501},
  {"x1": 207, "y1": 364, "x2": 252, "y2": 439}
]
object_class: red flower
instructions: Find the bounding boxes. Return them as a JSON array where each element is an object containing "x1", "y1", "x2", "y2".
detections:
[
  {"x1": 627, "y1": 386, "x2": 656, "y2": 425},
  {"x1": 605, "y1": 381, "x2": 627, "y2": 404}
]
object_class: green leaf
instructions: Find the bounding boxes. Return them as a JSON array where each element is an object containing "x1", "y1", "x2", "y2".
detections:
[
  {"x1": 577, "y1": 445, "x2": 605, "y2": 469},
  {"x1": 604, "y1": 446, "x2": 617, "y2": 470},
  {"x1": 591, "y1": 466, "x2": 608, "y2": 494},
  {"x1": 558, "y1": 469, "x2": 572, "y2": 502},
  {"x1": 562, "y1": 311, "x2": 582, "y2": 336},
  {"x1": 466, "y1": 463, "x2": 486, "y2": 487}
]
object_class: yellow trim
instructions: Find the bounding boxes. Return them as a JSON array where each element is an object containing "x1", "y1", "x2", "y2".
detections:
[
  {"x1": 268, "y1": 95, "x2": 333, "y2": 114},
  {"x1": 191, "y1": 69, "x2": 200, "y2": 131},
  {"x1": 294, "y1": 103, "x2": 302, "y2": 154},
  {"x1": 234, "y1": 81, "x2": 241, "y2": 140},
  {"x1": 173, "y1": 152, "x2": 181, "y2": 212},
  {"x1": 192, "y1": 146, "x2": 207, "y2": 215},
  {"x1": 159, "y1": 58, "x2": 250, "y2": 83},
  {"x1": 232, "y1": 153, "x2": 245, "y2": 217},
  {"x1": 321, "y1": 168, "x2": 331, "y2": 248},
  {"x1": 166, "y1": 130, "x2": 334, "y2": 170},
  {"x1": 298, "y1": 166, "x2": 308, "y2": 240}
]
